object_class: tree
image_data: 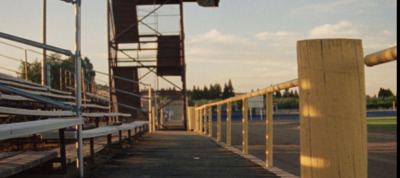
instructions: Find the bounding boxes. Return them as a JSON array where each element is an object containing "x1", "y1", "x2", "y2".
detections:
[
  {"x1": 378, "y1": 88, "x2": 394, "y2": 98},
  {"x1": 274, "y1": 91, "x2": 282, "y2": 98},
  {"x1": 18, "y1": 59, "x2": 41, "y2": 83},
  {"x1": 18, "y1": 53, "x2": 95, "y2": 90}
]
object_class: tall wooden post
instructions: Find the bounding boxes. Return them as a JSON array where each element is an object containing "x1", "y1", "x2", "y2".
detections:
[
  {"x1": 199, "y1": 109, "x2": 203, "y2": 133},
  {"x1": 24, "y1": 50, "x2": 28, "y2": 80},
  {"x1": 217, "y1": 105, "x2": 221, "y2": 142},
  {"x1": 242, "y1": 98, "x2": 248, "y2": 154},
  {"x1": 152, "y1": 106, "x2": 156, "y2": 131},
  {"x1": 203, "y1": 109, "x2": 207, "y2": 134},
  {"x1": 297, "y1": 39, "x2": 367, "y2": 178},
  {"x1": 266, "y1": 92, "x2": 273, "y2": 167},
  {"x1": 208, "y1": 106, "x2": 212, "y2": 138},
  {"x1": 226, "y1": 102, "x2": 232, "y2": 146}
]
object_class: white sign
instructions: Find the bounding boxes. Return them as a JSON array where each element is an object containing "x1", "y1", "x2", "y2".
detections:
[{"x1": 248, "y1": 96, "x2": 264, "y2": 108}]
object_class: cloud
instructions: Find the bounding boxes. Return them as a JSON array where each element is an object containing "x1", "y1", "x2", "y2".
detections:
[
  {"x1": 308, "y1": 20, "x2": 362, "y2": 38},
  {"x1": 189, "y1": 29, "x2": 252, "y2": 44},
  {"x1": 255, "y1": 31, "x2": 298, "y2": 40}
]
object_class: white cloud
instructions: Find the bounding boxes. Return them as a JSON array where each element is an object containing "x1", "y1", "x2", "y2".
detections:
[
  {"x1": 189, "y1": 29, "x2": 252, "y2": 44},
  {"x1": 308, "y1": 20, "x2": 361, "y2": 38},
  {"x1": 255, "y1": 31, "x2": 297, "y2": 40}
]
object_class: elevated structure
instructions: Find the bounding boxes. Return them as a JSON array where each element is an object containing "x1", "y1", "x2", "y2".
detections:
[{"x1": 107, "y1": 0, "x2": 218, "y2": 129}]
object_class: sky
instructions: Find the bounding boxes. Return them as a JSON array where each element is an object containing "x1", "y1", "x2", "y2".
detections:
[{"x1": 0, "y1": 0, "x2": 397, "y2": 96}]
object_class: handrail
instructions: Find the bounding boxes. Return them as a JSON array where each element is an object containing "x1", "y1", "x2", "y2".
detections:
[
  {"x1": 364, "y1": 46, "x2": 397, "y2": 67},
  {"x1": 0, "y1": 32, "x2": 74, "y2": 57},
  {"x1": 197, "y1": 79, "x2": 298, "y2": 109}
]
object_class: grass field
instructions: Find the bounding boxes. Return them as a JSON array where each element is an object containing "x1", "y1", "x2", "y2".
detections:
[{"x1": 367, "y1": 116, "x2": 397, "y2": 130}]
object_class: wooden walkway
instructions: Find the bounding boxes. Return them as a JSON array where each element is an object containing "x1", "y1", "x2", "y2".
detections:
[{"x1": 86, "y1": 131, "x2": 280, "y2": 178}]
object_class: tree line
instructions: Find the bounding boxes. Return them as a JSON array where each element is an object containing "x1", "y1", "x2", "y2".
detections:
[{"x1": 188, "y1": 79, "x2": 235, "y2": 100}]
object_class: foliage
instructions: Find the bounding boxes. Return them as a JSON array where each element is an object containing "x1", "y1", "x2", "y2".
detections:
[
  {"x1": 366, "y1": 95, "x2": 396, "y2": 109},
  {"x1": 18, "y1": 53, "x2": 95, "y2": 90},
  {"x1": 378, "y1": 88, "x2": 394, "y2": 98}
]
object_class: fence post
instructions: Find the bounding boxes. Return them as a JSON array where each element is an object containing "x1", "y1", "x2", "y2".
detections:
[
  {"x1": 226, "y1": 102, "x2": 232, "y2": 146},
  {"x1": 148, "y1": 88, "x2": 152, "y2": 133},
  {"x1": 297, "y1": 39, "x2": 367, "y2": 178},
  {"x1": 152, "y1": 106, "x2": 156, "y2": 131},
  {"x1": 199, "y1": 108, "x2": 203, "y2": 133},
  {"x1": 242, "y1": 98, "x2": 248, "y2": 154},
  {"x1": 217, "y1": 105, "x2": 221, "y2": 142},
  {"x1": 266, "y1": 92, "x2": 273, "y2": 167},
  {"x1": 203, "y1": 108, "x2": 206, "y2": 134},
  {"x1": 208, "y1": 106, "x2": 212, "y2": 138}
]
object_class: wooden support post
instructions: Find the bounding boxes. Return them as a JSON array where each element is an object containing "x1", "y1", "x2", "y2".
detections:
[
  {"x1": 242, "y1": 98, "x2": 248, "y2": 154},
  {"x1": 199, "y1": 109, "x2": 203, "y2": 133},
  {"x1": 90, "y1": 138, "x2": 94, "y2": 163},
  {"x1": 226, "y1": 102, "x2": 232, "y2": 146},
  {"x1": 217, "y1": 105, "x2": 221, "y2": 142},
  {"x1": 152, "y1": 106, "x2": 156, "y2": 131},
  {"x1": 107, "y1": 134, "x2": 112, "y2": 153},
  {"x1": 203, "y1": 109, "x2": 207, "y2": 134},
  {"x1": 160, "y1": 108, "x2": 164, "y2": 127},
  {"x1": 128, "y1": 130, "x2": 132, "y2": 144},
  {"x1": 297, "y1": 39, "x2": 367, "y2": 178},
  {"x1": 208, "y1": 106, "x2": 212, "y2": 138},
  {"x1": 119, "y1": 130, "x2": 122, "y2": 148},
  {"x1": 59, "y1": 128, "x2": 67, "y2": 173},
  {"x1": 266, "y1": 92, "x2": 273, "y2": 167}
]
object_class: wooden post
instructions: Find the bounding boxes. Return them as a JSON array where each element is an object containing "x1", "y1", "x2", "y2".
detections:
[
  {"x1": 152, "y1": 106, "x2": 156, "y2": 131},
  {"x1": 297, "y1": 39, "x2": 367, "y2": 178},
  {"x1": 24, "y1": 49, "x2": 28, "y2": 80},
  {"x1": 226, "y1": 102, "x2": 232, "y2": 146},
  {"x1": 203, "y1": 109, "x2": 207, "y2": 134},
  {"x1": 160, "y1": 108, "x2": 164, "y2": 127},
  {"x1": 200, "y1": 109, "x2": 203, "y2": 133},
  {"x1": 208, "y1": 106, "x2": 212, "y2": 138},
  {"x1": 266, "y1": 92, "x2": 273, "y2": 167},
  {"x1": 242, "y1": 98, "x2": 248, "y2": 154},
  {"x1": 194, "y1": 108, "x2": 198, "y2": 132},
  {"x1": 148, "y1": 88, "x2": 152, "y2": 133},
  {"x1": 217, "y1": 105, "x2": 221, "y2": 142},
  {"x1": 59, "y1": 68, "x2": 62, "y2": 90}
]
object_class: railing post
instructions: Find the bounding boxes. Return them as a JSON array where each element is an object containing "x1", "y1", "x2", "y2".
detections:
[
  {"x1": 297, "y1": 39, "x2": 367, "y2": 178},
  {"x1": 204, "y1": 108, "x2": 208, "y2": 135},
  {"x1": 226, "y1": 102, "x2": 232, "y2": 146},
  {"x1": 208, "y1": 106, "x2": 212, "y2": 138},
  {"x1": 152, "y1": 106, "x2": 156, "y2": 131},
  {"x1": 160, "y1": 108, "x2": 164, "y2": 127},
  {"x1": 217, "y1": 105, "x2": 221, "y2": 142},
  {"x1": 242, "y1": 98, "x2": 248, "y2": 154},
  {"x1": 148, "y1": 88, "x2": 152, "y2": 133},
  {"x1": 199, "y1": 108, "x2": 203, "y2": 133},
  {"x1": 266, "y1": 92, "x2": 273, "y2": 167}
]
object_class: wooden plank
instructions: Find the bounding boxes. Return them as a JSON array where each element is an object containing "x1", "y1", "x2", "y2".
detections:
[
  {"x1": 0, "y1": 106, "x2": 75, "y2": 116},
  {"x1": 0, "y1": 151, "x2": 57, "y2": 178},
  {"x1": 0, "y1": 73, "x2": 71, "y2": 95},
  {"x1": 82, "y1": 126, "x2": 119, "y2": 139},
  {"x1": 0, "y1": 118, "x2": 82, "y2": 140}
]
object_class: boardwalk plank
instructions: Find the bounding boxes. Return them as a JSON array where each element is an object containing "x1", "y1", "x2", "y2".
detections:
[{"x1": 87, "y1": 131, "x2": 279, "y2": 178}]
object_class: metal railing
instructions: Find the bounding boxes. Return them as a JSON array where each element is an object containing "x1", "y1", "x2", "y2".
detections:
[{"x1": 188, "y1": 39, "x2": 396, "y2": 177}]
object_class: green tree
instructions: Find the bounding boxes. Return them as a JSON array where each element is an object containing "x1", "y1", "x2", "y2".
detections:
[
  {"x1": 378, "y1": 88, "x2": 394, "y2": 98},
  {"x1": 18, "y1": 53, "x2": 95, "y2": 90}
]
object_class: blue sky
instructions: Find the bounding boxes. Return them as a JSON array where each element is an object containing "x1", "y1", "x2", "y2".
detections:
[{"x1": 0, "y1": 0, "x2": 397, "y2": 95}]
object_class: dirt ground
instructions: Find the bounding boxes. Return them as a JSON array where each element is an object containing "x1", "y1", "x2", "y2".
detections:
[{"x1": 212, "y1": 119, "x2": 397, "y2": 178}]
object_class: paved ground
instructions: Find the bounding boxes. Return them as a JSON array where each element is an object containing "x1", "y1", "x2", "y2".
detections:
[
  {"x1": 86, "y1": 131, "x2": 279, "y2": 178},
  {"x1": 212, "y1": 119, "x2": 397, "y2": 178}
]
